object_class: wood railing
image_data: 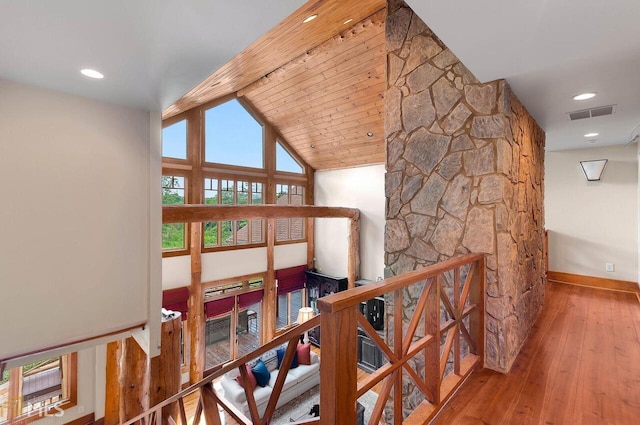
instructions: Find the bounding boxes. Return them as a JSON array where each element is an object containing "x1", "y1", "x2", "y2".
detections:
[
  {"x1": 125, "y1": 253, "x2": 485, "y2": 425},
  {"x1": 123, "y1": 315, "x2": 321, "y2": 425},
  {"x1": 318, "y1": 253, "x2": 485, "y2": 424}
]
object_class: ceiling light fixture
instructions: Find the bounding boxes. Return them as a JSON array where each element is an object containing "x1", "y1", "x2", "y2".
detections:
[
  {"x1": 343, "y1": 18, "x2": 353, "y2": 25},
  {"x1": 303, "y1": 14, "x2": 317, "y2": 23},
  {"x1": 584, "y1": 132, "x2": 599, "y2": 138},
  {"x1": 367, "y1": 132, "x2": 374, "y2": 137},
  {"x1": 80, "y1": 68, "x2": 104, "y2": 79},
  {"x1": 573, "y1": 92, "x2": 597, "y2": 101}
]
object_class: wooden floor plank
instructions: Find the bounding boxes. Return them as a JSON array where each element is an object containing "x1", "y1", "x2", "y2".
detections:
[{"x1": 431, "y1": 282, "x2": 640, "y2": 425}]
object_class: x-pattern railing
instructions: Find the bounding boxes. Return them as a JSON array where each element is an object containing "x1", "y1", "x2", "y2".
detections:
[{"x1": 318, "y1": 253, "x2": 485, "y2": 424}]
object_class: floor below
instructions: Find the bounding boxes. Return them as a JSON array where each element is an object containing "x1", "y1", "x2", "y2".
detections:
[{"x1": 430, "y1": 281, "x2": 640, "y2": 425}]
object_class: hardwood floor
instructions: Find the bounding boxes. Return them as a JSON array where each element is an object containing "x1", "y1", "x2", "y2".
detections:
[{"x1": 430, "y1": 282, "x2": 640, "y2": 425}]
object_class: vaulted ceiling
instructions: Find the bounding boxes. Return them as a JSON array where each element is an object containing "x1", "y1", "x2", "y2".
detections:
[
  {"x1": 2, "y1": 0, "x2": 638, "y2": 169},
  {"x1": 163, "y1": 0, "x2": 387, "y2": 171}
]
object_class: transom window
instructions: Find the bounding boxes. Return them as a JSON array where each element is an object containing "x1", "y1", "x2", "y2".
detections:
[
  {"x1": 204, "y1": 178, "x2": 264, "y2": 248},
  {"x1": 162, "y1": 119, "x2": 187, "y2": 160},
  {"x1": 204, "y1": 99, "x2": 263, "y2": 169},
  {"x1": 276, "y1": 141, "x2": 303, "y2": 174}
]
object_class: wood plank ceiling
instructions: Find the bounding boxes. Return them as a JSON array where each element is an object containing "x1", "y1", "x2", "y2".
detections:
[{"x1": 163, "y1": 0, "x2": 387, "y2": 171}]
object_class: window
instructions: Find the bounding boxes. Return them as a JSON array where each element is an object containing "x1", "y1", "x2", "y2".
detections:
[
  {"x1": 275, "y1": 183, "x2": 305, "y2": 241},
  {"x1": 0, "y1": 354, "x2": 77, "y2": 424},
  {"x1": 277, "y1": 289, "x2": 304, "y2": 330},
  {"x1": 204, "y1": 279, "x2": 264, "y2": 369},
  {"x1": 275, "y1": 266, "x2": 306, "y2": 331},
  {"x1": 162, "y1": 120, "x2": 187, "y2": 160},
  {"x1": 162, "y1": 175, "x2": 187, "y2": 251},
  {"x1": 203, "y1": 178, "x2": 264, "y2": 249},
  {"x1": 204, "y1": 99, "x2": 263, "y2": 168},
  {"x1": 276, "y1": 141, "x2": 303, "y2": 174}
]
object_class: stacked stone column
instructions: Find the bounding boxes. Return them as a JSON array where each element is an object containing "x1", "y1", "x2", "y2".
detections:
[{"x1": 384, "y1": 0, "x2": 546, "y2": 386}]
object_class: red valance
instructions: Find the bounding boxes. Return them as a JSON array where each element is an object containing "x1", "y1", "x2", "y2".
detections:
[
  {"x1": 275, "y1": 265, "x2": 307, "y2": 295},
  {"x1": 162, "y1": 287, "x2": 189, "y2": 321},
  {"x1": 205, "y1": 296, "x2": 234, "y2": 318},
  {"x1": 238, "y1": 289, "x2": 264, "y2": 309}
]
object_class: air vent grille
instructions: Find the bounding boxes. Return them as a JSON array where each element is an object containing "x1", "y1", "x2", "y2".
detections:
[{"x1": 568, "y1": 105, "x2": 616, "y2": 121}]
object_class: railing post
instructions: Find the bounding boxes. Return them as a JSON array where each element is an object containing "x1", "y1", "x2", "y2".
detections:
[
  {"x1": 319, "y1": 305, "x2": 358, "y2": 424},
  {"x1": 424, "y1": 278, "x2": 440, "y2": 405},
  {"x1": 470, "y1": 256, "x2": 486, "y2": 364}
]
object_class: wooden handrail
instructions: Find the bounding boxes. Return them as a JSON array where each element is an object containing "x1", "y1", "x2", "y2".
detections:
[
  {"x1": 123, "y1": 252, "x2": 485, "y2": 425},
  {"x1": 319, "y1": 254, "x2": 486, "y2": 424},
  {"x1": 123, "y1": 315, "x2": 320, "y2": 425},
  {"x1": 163, "y1": 204, "x2": 359, "y2": 224},
  {"x1": 318, "y1": 253, "x2": 483, "y2": 313}
]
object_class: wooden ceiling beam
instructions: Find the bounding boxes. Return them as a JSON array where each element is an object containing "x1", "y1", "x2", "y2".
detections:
[{"x1": 163, "y1": 205, "x2": 359, "y2": 224}]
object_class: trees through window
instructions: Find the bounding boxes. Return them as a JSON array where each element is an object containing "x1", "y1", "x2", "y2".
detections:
[
  {"x1": 162, "y1": 175, "x2": 187, "y2": 250},
  {"x1": 203, "y1": 178, "x2": 264, "y2": 248}
]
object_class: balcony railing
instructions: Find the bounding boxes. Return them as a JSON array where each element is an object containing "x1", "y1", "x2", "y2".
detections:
[
  {"x1": 124, "y1": 253, "x2": 484, "y2": 425},
  {"x1": 318, "y1": 253, "x2": 485, "y2": 424}
]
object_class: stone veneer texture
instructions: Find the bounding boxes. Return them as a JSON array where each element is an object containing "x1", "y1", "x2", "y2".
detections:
[{"x1": 384, "y1": 0, "x2": 546, "y2": 387}]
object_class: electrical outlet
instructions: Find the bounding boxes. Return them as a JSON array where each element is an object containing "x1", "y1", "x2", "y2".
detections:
[{"x1": 606, "y1": 263, "x2": 615, "y2": 272}]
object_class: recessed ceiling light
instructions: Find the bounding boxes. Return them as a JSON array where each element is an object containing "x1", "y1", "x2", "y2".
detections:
[
  {"x1": 303, "y1": 14, "x2": 317, "y2": 23},
  {"x1": 584, "y1": 132, "x2": 599, "y2": 138},
  {"x1": 366, "y1": 132, "x2": 374, "y2": 137},
  {"x1": 81, "y1": 69, "x2": 104, "y2": 79},
  {"x1": 573, "y1": 92, "x2": 597, "y2": 101},
  {"x1": 343, "y1": 18, "x2": 353, "y2": 25},
  {"x1": 310, "y1": 144, "x2": 315, "y2": 149}
]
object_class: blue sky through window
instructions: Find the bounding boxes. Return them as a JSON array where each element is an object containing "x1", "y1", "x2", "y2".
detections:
[
  {"x1": 162, "y1": 120, "x2": 187, "y2": 159},
  {"x1": 205, "y1": 99, "x2": 263, "y2": 168},
  {"x1": 276, "y1": 142, "x2": 303, "y2": 173}
]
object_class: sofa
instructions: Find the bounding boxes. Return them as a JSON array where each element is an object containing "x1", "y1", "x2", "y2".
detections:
[{"x1": 220, "y1": 346, "x2": 320, "y2": 418}]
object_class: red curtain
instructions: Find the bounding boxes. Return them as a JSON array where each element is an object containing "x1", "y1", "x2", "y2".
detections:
[
  {"x1": 162, "y1": 287, "x2": 189, "y2": 321},
  {"x1": 275, "y1": 265, "x2": 307, "y2": 295}
]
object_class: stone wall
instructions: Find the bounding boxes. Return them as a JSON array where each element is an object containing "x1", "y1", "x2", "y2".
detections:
[{"x1": 384, "y1": 0, "x2": 546, "y2": 380}]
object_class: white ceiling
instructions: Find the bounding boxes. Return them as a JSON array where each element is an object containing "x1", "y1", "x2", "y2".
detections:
[
  {"x1": 1, "y1": 0, "x2": 638, "y2": 151},
  {"x1": 407, "y1": 0, "x2": 640, "y2": 151},
  {"x1": 0, "y1": 0, "x2": 305, "y2": 111}
]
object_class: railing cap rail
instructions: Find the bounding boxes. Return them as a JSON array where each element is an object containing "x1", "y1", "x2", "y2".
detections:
[{"x1": 318, "y1": 253, "x2": 484, "y2": 314}]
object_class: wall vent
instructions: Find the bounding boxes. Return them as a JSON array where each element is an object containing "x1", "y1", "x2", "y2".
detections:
[{"x1": 567, "y1": 105, "x2": 616, "y2": 121}]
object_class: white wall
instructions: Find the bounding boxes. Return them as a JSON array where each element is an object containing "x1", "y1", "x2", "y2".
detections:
[
  {"x1": 162, "y1": 243, "x2": 308, "y2": 288},
  {"x1": 546, "y1": 145, "x2": 638, "y2": 282},
  {"x1": 0, "y1": 79, "x2": 157, "y2": 362},
  {"x1": 314, "y1": 165, "x2": 385, "y2": 281}
]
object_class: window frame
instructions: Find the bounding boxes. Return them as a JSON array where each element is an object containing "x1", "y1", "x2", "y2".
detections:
[
  {"x1": 202, "y1": 173, "x2": 267, "y2": 253},
  {"x1": 203, "y1": 274, "x2": 265, "y2": 369},
  {"x1": 161, "y1": 95, "x2": 311, "y2": 258},
  {"x1": 162, "y1": 114, "x2": 190, "y2": 165},
  {"x1": 274, "y1": 180, "x2": 307, "y2": 244},
  {"x1": 0, "y1": 353, "x2": 77, "y2": 425},
  {"x1": 201, "y1": 96, "x2": 266, "y2": 172},
  {"x1": 162, "y1": 170, "x2": 191, "y2": 257},
  {"x1": 275, "y1": 139, "x2": 306, "y2": 175},
  {"x1": 275, "y1": 288, "x2": 307, "y2": 334}
]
